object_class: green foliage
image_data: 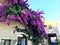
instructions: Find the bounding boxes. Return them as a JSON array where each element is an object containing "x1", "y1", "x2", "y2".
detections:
[
  {"x1": 15, "y1": 26, "x2": 44, "y2": 45},
  {"x1": 10, "y1": 4, "x2": 21, "y2": 15},
  {"x1": 3, "y1": 6, "x2": 9, "y2": 13},
  {"x1": 32, "y1": 41, "x2": 39, "y2": 45},
  {"x1": 58, "y1": 39, "x2": 60, "y2": 45}
]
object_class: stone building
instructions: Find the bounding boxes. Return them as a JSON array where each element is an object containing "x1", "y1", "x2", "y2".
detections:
[{"x1": 0, "y1": 20, "x2": 32, "y2": 45}]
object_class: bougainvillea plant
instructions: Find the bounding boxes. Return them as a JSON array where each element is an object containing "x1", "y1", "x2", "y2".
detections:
[{"x1": 0, "y1": 0, "x2": 48, "y2": 45}]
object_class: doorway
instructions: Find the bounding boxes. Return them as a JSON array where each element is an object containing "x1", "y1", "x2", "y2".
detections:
[
  {"x1": 17, "y1": 34, "x2": 27, "y2": 45},
  {"x1": 48, "y1": 33, "x2": 58, "y2": 45}
]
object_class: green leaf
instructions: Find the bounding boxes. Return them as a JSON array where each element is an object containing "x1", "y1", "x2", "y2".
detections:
[
  {"x1": 10, "y1": 5, "x2": 21, "y2": 15},
  {"x1": 3, "y1": 6, "x2": 9, "y2": 13}
]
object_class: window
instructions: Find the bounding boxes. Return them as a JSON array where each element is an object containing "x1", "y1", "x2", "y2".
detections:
[
  {"x1": 1, "y1": 39, "x2": 11, "y2": 45},
  {"x1": 49, "y1": 25, "x2": 52, "y2": 29}
]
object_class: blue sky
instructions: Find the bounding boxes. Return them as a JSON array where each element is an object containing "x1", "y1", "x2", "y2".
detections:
[{"x1": 28, "y1": 0, "x2": 60, "y2": 21}]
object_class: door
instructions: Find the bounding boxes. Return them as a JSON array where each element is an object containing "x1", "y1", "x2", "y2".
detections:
[{"x1": 21, "y1": 38, "x2": 26, "y2": 45}]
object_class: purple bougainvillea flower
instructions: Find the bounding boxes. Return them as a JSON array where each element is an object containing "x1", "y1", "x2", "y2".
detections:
[
  {"x1": 29, "y1": 8, "x2": 32, "y2": 12},
  {"x1": 7, "y1": 15, "x2": 11, "y2": 19},
  {"x1": 7, "y1": 15, "x2": 17, "y2": 20},
  {"x1": 19, "y1": 0, "x2": 25, "y2": 5},
  {"x1": 45, "y1": 34, "x2": 48, "y2": 38},
  {"x1": 42, "y1": 33, "x2": 48, "y2": 38},
  {"x1": 13, "y1": 0, "x2": 18, "y2": 4},
  {"x1": 19, "y1": 0, "x2": 29, "y2": 7},
  {"x1": 32, "y1": 11, "x2": 38, "y2": 15},
  {"x1": 23, "y1": 3, "x2": 29, "y2": 7},
  {"x1": 0, "y1": 4, "x2": 3, "y2": 11},
  {"x1": 7, "y1": 20, "x2": 11, "y2": 25},
  {"x1": 31, "y1": 20, "x2": 36, "y2": 26},
  {"x1": 17, "y1": 15, "x2": 23, "y2": 24},
  {"x1": 23, "y1": 18, "x2": 28, "y2": 24},
  {"x1": 21, "y1": 10, "x2": 31, "y2": 15},
  {"x1": 37, "y1": 23, "x2": 40, "y2": 29},
  {"x1": 29, "y1": 9, "x2": 38, "y2": 15},
  {"x1": 21, "y1": 11, "x2": 30, "y2": 20},
  {"x1": 0, "y1": 18, "x2": 5, "y2": 22},
  {"x1": 42, "y1": 33, "x2": 45, "y2": 37},
  {"x1": 24, "y1": 15, "x2": 29, "y2": 20},
  {"x1": 26, "y1": 11, "x2": 31, "y2": 16},
  {"x1": 38, "y1": 10, "x2": 44, "y2": 14},
  {"x1": 20, "y1": 0, "x2": 28, "y2": 2},
  {"x1": 11, "y1": 15, "x2": 17, "y2": 20},
  {"x1": 0, "y1": 3, "x2": 4, "y2": 16},
  {"x1": 7, "y1": 2, "x2": 12, "y2": 8},
  {"x1": 37, "y1": 23, "x2": 42, "y2": 33},
  {"x1": 21, "y1": 10, "x2": 27, "y2": 16},
  {"x1": 29, "y1": 9, "x2": 46, "y2": 36},
  {"x1": 21, "y1": 10, "x2": 30, "y2": 16},
  {"x1": 0, "y1": 12, "x2": 4, "y2": 16},
  {"x1": 21, "y1": 10, "x2": 26, "y2": 14},
  {"x1": 24, "y1": 0, "x2": 28, "y2": 2},
  {"x1": 20, "y1": 13, "x2": 28, "y2": 24}
]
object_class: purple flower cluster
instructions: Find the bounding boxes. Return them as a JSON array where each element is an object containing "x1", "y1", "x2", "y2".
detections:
[
  {"x1": 16, "y1": 10, "x2": 47, "y2": 38},
  {"x1": 13, "y1": 0, "x2": 18, "y2": 4},
  {"x1": 0, "y1": 18, "x2": 5, "y2": 22},
  {"x1": 0, "y1": 0, "x2": 48, "y2": 38},
  {"x1": 0, "y1": 4, "x2": 4, "y2": 16},
  {"x1": 17, "y1": 15, "x2": 23, "y2": 24},
  {"x1": 19, "y1": 0, "x2": 29, "y2": 7},
  {"x1": 7, "y1": 15, "x2": 17, "y2": 25},
  {"x1": 7, "y1": 15, "x2": 17, "y2": 20},
  {"x1": 7, "y1": 2, "x2": 12, "y2": 9},
  {"x1": 30, "y1": 10, "x2": 47, "y2": 38},
  {"x1": 7, "y1": 19, "x2": 12, "y2": 25}
]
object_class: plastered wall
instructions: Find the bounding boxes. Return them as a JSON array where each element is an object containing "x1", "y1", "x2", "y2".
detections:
[{"x1": 0, "y1": 20, "x2": 26, "y2": 42}]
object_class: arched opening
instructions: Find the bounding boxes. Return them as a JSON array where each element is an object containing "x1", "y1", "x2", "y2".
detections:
[{"x1": 17, "y1": 34, "x2": 27, "y2": 45}]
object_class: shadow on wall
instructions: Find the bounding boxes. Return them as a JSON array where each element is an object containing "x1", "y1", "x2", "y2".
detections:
[{"x1": 12, "y1": 39, "x2": 17, "y2": 45}]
